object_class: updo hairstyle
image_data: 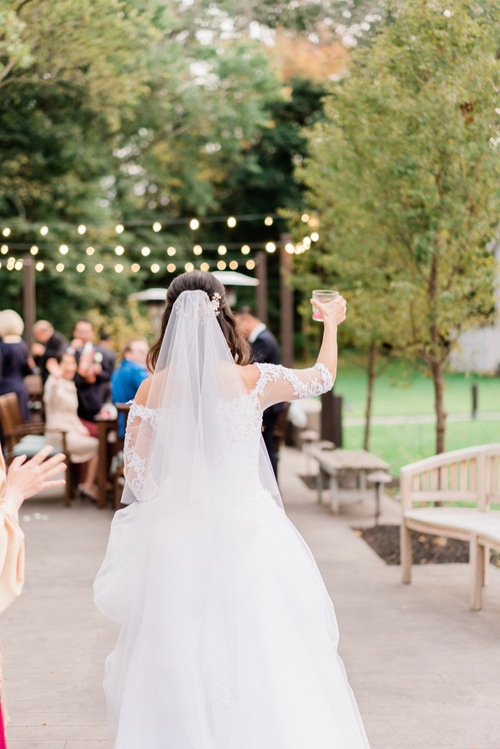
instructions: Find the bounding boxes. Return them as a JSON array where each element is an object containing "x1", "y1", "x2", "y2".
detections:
[{"x1": 147, "y1": 271, "x2": 250, "y2": 371}]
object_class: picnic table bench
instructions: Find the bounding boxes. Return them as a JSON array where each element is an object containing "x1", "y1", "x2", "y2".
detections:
[{"x1": 310, "y1": 445, "x2": 390, "y2": 517}]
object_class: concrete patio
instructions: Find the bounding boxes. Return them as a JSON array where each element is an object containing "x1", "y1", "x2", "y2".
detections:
[{"x1": 2, "y1": 446, "x2": 499, "y2": 749}]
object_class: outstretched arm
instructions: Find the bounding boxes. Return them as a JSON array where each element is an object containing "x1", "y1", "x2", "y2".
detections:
[
  {"x1": 254, "y1": 294, "x2": 347, "y2": 409},
  {"x1": 312, "y1": 293, "x2": 347, "y2": 383}
]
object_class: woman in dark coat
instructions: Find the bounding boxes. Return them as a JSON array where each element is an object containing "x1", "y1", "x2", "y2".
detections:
[{"x1": 0, "y1": 310, "x2": 34, "y2": 422}]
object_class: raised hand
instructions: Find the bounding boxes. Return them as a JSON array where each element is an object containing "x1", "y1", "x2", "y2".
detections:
[
  {"x1": 4, "y1": 446, "x2": 66, "y2": 511},
  {"x1": 310, "y1": 294, "x2": 347, "y2": 326}
]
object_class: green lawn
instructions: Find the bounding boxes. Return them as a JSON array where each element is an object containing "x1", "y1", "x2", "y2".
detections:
[
  {"x1": 335, "y1": 358, "x2": 500, "y2": 418},
  {"x1": 333, "y1": 358, "x2": 500, "y2": 476},
  {"x1": 344, "y1": 419, "x2": 500, "y2": 477}
]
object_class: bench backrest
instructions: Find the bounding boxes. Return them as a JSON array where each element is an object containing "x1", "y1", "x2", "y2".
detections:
[{"x1": 400, "y1": 444, "x2": 500, "y2": 512}]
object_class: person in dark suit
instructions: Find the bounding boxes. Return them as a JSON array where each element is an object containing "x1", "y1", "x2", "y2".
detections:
[
  {"x1": 71, "y1": 319, "x2": 115, "y2": 437},
  {"x1": 32, "y1": 320, "x2": 68, "y2": 384},
  {"x1": 236, "y1": 307, "x2": 283, "y2": 478}
]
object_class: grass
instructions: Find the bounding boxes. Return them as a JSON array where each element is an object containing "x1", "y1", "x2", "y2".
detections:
[
  {"x1": 333, "y1": 357, "x2": 500, "y2": 476},
  {"x1": 343, "y1": 419, "x2": 500, "y2": 477},
  {"x1": 335, "y1": 358, "x2": 500, "y2": 418}
]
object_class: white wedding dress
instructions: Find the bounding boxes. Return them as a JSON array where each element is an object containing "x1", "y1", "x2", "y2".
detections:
[{"x1": 94, "y1": 290, "x2": 370, "y2": 749}]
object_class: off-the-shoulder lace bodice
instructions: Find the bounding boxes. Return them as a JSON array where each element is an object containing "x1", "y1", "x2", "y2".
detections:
[{"x1": 123, "y1": 362, "x2": 333, "y2": 501}]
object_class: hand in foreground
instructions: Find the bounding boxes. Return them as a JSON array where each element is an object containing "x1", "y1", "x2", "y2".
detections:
[
  {"x1": 310, "y1": 294, "x2": 347, "y2": 326},
  {"x1": 3, "y1": 446, "x2": 66, "y2": 511}
]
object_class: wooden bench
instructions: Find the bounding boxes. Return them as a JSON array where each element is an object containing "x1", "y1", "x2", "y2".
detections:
[
  {"x1": 400, "y1": 444, "x2": 500, "y2": 610},
  {"x1": 310, "y1": 445, "x2": 390, "y2": 516}
]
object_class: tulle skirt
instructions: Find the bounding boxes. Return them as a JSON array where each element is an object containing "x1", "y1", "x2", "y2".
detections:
[{"x1": 94, "y1": 490, "x2": 370, "y2": 749}]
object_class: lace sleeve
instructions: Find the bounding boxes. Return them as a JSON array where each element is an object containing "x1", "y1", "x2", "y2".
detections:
[
  {"x1": 123, "y1": 401, "x2": 158, "y2": 502},
  {"x1": 253, "y1": 362, "x2": 333, "y2": 410}
]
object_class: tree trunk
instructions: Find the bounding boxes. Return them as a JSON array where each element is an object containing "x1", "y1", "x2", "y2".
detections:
[
  {"x1": 363, "y1": 342, "x2": 377, "y2": 451},
  {"x1": 431, "y1": 359, "x2": 446, "y2": 454},
  {"x1": 427, "y1": 246, "x2": 446, "y2": 454}
]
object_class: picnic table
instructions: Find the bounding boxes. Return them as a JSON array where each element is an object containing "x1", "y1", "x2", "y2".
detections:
[{"x1": 309, "y1": 445, "x2": 390, "y2": 517}]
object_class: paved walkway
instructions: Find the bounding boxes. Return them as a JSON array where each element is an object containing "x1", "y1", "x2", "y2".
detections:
[{"x1": 2, "y1": 447, "x2": 500, "y2": 749}]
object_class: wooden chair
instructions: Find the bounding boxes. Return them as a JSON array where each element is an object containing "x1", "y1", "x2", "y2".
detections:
[{"x1": 0, "y1": 392, "x2": 72, "y2": 506}]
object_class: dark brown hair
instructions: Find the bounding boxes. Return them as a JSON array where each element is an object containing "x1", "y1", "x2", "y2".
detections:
[{"x1": 147, "y1": 271, "x2": 250, "y2": 371}]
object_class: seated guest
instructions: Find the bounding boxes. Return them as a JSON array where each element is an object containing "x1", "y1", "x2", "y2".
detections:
[
  {"x1": 71, "y1": 319, "x2": 115, "y2": 438},
  {"x1": 0, "y1": 309, "x2": 34, "y2": 422},
  {"x1": 111, "y1": 338, "x2": 149, "y2": 437},
  {"x1": 44, "y1": 352, "x2": 99, "y2": 501},
  {"x1": 32, "y1": 320, "x2": 67, "y2": 384}
]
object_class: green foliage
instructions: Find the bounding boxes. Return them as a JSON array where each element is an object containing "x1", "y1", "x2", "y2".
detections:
[{"x1": 297, "y1": 0, "x2": 499, "y2": 448}]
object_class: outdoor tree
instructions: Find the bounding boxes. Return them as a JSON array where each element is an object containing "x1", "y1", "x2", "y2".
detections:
[{"x1": 298, "y1": 0, "x2": 499, "y2": 454}]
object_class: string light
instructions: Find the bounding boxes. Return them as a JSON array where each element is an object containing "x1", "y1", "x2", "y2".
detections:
[
  {"x1": 285, "y1": 243, "x2": 295, "y2": 254},
  {"x1": 6, "y1": 258, "x2": 15, "y2": 270},
  {"x1": 311, "y1": 232, "x2": 319, "y2": 242},
  {"x1": 14, "y1": 259, "x2": 23, "y2": 271},
  {"x1": 265, "y1": 242, "x2": 276, "y2": 253},
  {"x1": 115, "y1": 263, "x2": 124, "y2": 273},
  {"x1": 95, "y1": 263, "x2": 104, "y2": 273},
  {"x1": 303, "y1": 237, "x2": 311, "y2": 249},
  {"x1": 167, "y1": 263, "x2": 176, "y2": 273},
  {"x1": 59, "y1": 244, "x2": 69, "y2": 255},
  {"x1": 217, "y1": 260, "x2": 227, "y2": 270},
  {"x1": 245, "y1": 259, "x2": 256, "y2": 270},
  {"x1": 56, "y1": 262, "x2": 65, "y2": 272},
  {"x1": 193, "y1": 245, "x2": 203, "y2": 256},
  {"x1": 86, "y1": 246, "x2": 95, "y2": 256},
  {"x1": 0, "y1": 214, "x2": 281, "y2": 243},
  {"x1": 1, "y1": 245, "x2": 8, "y2": 254},
  {"x1": 76, "y1": 263, "x2": 85, "y2": 273},
  {"x1": 229, "y1": 260, "x2": 238, "y2": 270},
  {"x1": 30, "y1": 245, "x2": 39, "y2": 255},
  {"x1": 200, "y1": 262, "x2": 210, "y2": 272},
  {"x1": 185, "y1": 262, "x2": 194, "y2": 272},
  {"x1": 131, "y1": 263, "x2": 140, "y2": 273},
  {"x1": 151, "y1": 263, "x2": 160, "y2": 273},
  {"x1": 167, "y1": 246, "x2": 176, "y2": 256},
  {"x1": 217, "y1": 245, "x2": 227, "y2": 256},
  {"x1": 141, "y1": 246, "x2": 151, "y2": 257},
  {"x1": 301, "y1": 214, "x2": 310, "y2": 223},
  {"x1": 35, "y1": 261, "x2": 44, "y2": 271},
  {"x1": 115, "y1": 245, "x2": 125, "y2": 256},
  {"x1": 241, "y1": 245, "x2": 250, "y2": 255}
]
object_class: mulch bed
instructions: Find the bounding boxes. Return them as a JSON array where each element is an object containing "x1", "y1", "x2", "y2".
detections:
[{"x1": 354, "y1": 525, "x2": 500, "y2": 567}]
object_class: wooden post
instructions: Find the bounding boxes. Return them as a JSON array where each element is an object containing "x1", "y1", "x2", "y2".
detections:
[
  {"x1": 23, "y1": 254, "x2": 36, "y2": 349},
  {"x1": 280, "y1": 233, "x2": 293, "y2": 367},
  {"x1": 255, "y1": 251, "x2": 268, "y2": 324}
]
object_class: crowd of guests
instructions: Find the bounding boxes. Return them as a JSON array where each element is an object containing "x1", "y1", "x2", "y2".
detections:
[
  {"x1": 0, "y1": 310, "x2": 150, "y2": 501},
  {"x1": 0, "y1": 305, "x2": 283, "y2": 502}
]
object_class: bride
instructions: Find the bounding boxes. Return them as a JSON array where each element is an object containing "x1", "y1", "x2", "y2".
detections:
[{"x1": 94, "y1": 271, "x2": 370, "y2": 749}]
